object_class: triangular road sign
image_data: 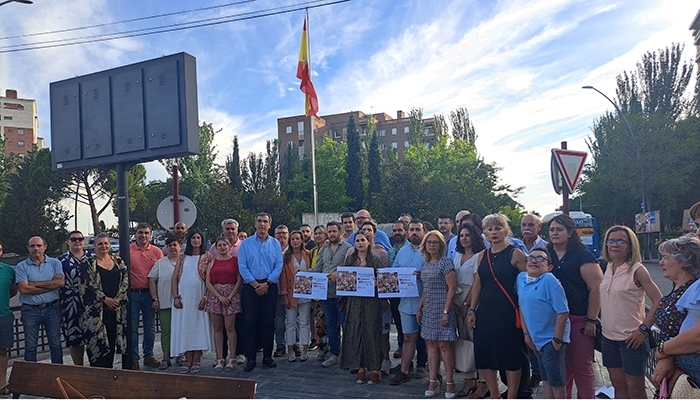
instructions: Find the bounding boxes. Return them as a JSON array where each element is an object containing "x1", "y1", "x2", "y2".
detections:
[{"x1": 551, "y1": 148, "x2": 587, "y2": 193}]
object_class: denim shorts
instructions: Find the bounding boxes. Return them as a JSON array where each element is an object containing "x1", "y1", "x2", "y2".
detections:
[
  {"x1": 401, "y1": 312, "x2": 420, "y2": 334},
  {"x1": 0, "y1": 313, "x2": 13, "y2": 349},
  {"x1": 601, "y1": 335, "x2": 649, "y2": 376},
  {"x1": 537, "y1": 341, "x2": 567, "y2": 387}
]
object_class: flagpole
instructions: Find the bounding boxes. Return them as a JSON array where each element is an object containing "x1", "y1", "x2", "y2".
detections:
[{"x1": 307, "y1": 8, "x2": 319, "y2": 227}]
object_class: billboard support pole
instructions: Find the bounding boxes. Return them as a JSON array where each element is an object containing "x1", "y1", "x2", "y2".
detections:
[{"x1": 117, "y1": 162, "x2": 134, "y2": 369}]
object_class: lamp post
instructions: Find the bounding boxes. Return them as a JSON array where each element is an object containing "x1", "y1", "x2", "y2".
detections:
[
  {"x1": 0, "y1": 0, "x2": 33, "y2": 6},
  {"x1": 583, "y1": 85, "x2": 650, "y2": 259}
]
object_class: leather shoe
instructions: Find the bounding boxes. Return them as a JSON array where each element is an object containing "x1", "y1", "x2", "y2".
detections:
[
  {"x1": 262, "y1": 358, "x2": 277, "y2": 368},
  {"x1": 131, "y1": 361, "x2": 140, "y2": 370},
  {"x1": 143, "y1": 356, "x2": 160, "y2": 368},
  {"x1": 243, "y1": 360, "x2": 256, "y2": 372}
]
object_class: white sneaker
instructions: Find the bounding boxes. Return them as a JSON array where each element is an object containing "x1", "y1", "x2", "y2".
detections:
[
  {"x1": 322, "y1": 354, "x2": 340, "y2": 367},
  {"x1": 287, "y1": 350, "x2": 297, "y2": 362},
  {"x1": 381, "y1": 359, "x2": 392, "y2": 375},
  {"x1": 235, "y1": 354, "x2": 247, "y2": 365},
  {"x1": 300, "y1": 349, "x2": 308, "y2": 361}
]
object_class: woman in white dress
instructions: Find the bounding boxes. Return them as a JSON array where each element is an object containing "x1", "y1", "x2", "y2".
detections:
[{"x1": 171, "y1": 228, "x2": 214, "y2": 373}]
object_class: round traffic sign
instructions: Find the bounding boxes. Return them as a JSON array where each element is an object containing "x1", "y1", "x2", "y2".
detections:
[{"x1": 157, "y1": 195, "x2": 197, "y2": 230}]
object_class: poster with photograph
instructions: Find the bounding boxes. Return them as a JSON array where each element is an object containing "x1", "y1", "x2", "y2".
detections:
[
  {"x1": 293, "y1": 272, "x2": 328, "y2": 300},
  {"x1": 377, "y1": 268, "x2": 419, "y2": 298},
  {"x1": 335, "y1": 266, "x2": 376, "y2": 297}
]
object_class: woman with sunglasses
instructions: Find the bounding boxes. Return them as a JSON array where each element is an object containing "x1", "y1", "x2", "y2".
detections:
[
  {"x1": 599, "y1": 225, "x2": 661, "y2": 399},
  {"x1": 58, "y1": 231, "x2": 93, "y2": 365},
  {"x1": 546, "y1": 214, "x2": 603, "y2": 399},
  {"x1": 517, "y1": 248, "x2": 570, "y2": 399}
]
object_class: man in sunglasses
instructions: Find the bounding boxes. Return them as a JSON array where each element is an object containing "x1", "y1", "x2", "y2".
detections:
[{"x1": 58, "y1": 231, "x2": 94, "y2": 365}]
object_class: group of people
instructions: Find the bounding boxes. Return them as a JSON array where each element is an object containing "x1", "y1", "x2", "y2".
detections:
[{"x1": 3, "y1": 201, "x2": 700, "y2": 400}]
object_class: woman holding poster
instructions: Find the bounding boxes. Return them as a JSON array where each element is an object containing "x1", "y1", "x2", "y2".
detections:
[
  {"x1": 340, "y1": 232, "x2": 385, "y2": 385},
  {"x1": 279, "y1": 231, "x2": 312, "y2": 362}
]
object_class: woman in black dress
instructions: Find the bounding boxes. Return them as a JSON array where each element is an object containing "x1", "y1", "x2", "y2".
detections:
[
  {"x1": 79, "y1": 233, "x2": 129, "y2": 368},
  {"x1": 468, "y1": 214, "x2": 527, "y2": 399}
]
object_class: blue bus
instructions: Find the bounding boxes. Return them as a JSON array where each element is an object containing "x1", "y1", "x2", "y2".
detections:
[{"x1": 543, "y1": 211, "x2": 602, "y2": 257}]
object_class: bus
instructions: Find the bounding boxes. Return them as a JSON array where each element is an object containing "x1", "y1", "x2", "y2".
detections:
[{"x1": 542, "y1": 211, "x2": 602, "y2": 257}]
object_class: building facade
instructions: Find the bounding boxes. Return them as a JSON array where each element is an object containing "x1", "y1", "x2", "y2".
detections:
[
  {"x1": 690, "y1": 9, "x2": 700, "y2": 68},
  {"x1": 0, "y1": 89, "x2": 41, "y2": 158},
  {"x1": 277, "y1": 110, "x2": 436, "y2": 162}
]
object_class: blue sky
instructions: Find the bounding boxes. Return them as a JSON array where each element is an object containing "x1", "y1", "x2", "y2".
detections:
[{"x1": 0, "y1": 0, "x2": 697, "y2": 232}]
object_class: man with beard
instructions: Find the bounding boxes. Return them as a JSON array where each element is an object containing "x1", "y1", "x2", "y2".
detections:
[
  {"x1": 310, "y1": 221, "x2": 352, "y2": 367},
  {"x1": 388, "y1": 220, "x2": 408, "y2": 360},
  {"x1": 163, "y1": 222, "x2": 188, "y2": 255},
  {"x1": 390, "y1": 220, "x2": 428, "y2": 385},
  {"x1": 300, "y1": 224, "x2": 316, "y2": 251}
]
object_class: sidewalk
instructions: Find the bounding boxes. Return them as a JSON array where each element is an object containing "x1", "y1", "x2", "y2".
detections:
[{"x1": 8, "y1": 329, "x2": 655, "y2": 399}]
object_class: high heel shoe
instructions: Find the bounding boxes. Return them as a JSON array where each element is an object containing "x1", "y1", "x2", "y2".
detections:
[
  {"x1": 445, "y1": 382, "x2": 456, "y2": 399},
  {"x1": 425, "y1": 379, "x2": 440, "y2": 398}
]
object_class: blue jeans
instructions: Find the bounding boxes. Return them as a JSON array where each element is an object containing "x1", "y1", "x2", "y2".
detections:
[
  {"x1": 130, "y1": 291, "x2": 155, "y2": 361},
  {"x1": 321, "y1": 298, "x2": 345, "y2": 356},
  {"x1": 21, "y1": 301, "x2": 63, "y2": 363}
]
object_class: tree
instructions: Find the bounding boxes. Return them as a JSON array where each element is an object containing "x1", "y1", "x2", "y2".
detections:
[
  {"x1": 109, "y1": 164, "x2": 148, "y2": 223},
  {"x1": 226, "y1": 136, "x2": 243, "y2": 190},
  {"x1": 345, "y1": 114, "x2": 363, "y2": 210},
  {"x1": 0, "y1": 148, "x2": 71, "y2": 253},
  {"x1": 450, "y1": 106, "x2": 477, "y2": 145},
  {"x1": 433, "y1": 113, "x2": 449, "y2": 138},
  {"x1": 407, "y1": 108, "x2": 425, "y2": 146},
  {"x1": 0, "y1": 137, "x2": 17, "y2": 212},
  {"x1": 366, "y1": 115, "x2": 381, "y2": 210}
]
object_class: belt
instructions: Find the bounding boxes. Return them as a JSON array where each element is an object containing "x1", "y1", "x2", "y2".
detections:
[
  {"x1": 26, "y1": 299, "x2": 59, "y2": 308},
  {"x1": 131, "y1": 288, "x2": 150, "y2": 293}
]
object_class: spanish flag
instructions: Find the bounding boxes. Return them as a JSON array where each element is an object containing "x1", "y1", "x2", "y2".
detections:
[{"x1": 297, "y1": 18, "x2": 318, "y2": 117}]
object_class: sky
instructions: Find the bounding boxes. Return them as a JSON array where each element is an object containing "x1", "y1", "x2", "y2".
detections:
[{"x1": 0, "y1": 0, "x2": 698, "y2": 233}]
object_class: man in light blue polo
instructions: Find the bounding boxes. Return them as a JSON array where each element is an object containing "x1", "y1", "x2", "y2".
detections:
[
  {"x1": 15, "y1": 236, "x2": 65, "y2": 363},
  {"x1": 238, "y1": 212, "x2": 283, "y2": 372},
  {"x1": 390, "y1": 220, "x2": 428, "y2": 385},
  {"x1": 347, "y1": 209, "x2": 391, "y2": 251}
]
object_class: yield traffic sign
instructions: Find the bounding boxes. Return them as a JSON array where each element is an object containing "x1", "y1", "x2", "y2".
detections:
[{"x1": 551, "y1": 148, "x2": 587, "y2": 193}]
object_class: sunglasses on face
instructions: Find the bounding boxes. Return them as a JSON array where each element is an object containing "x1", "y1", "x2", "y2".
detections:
[
  {"x1": 69, "y1": 237, "x2": 85, "y2": 242},
  {"x1": 605, "y1": 239, "x2": 628, "y2": 246},
  {"x1": 526, "y1": 255, "x2": 549, "y2": 263}
]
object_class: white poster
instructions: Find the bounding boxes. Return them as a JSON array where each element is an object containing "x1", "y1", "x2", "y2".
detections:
[
  {"x1": 293, "y1": 272, "x2": 328, "y2": 300},
  {"x1": 377, "y1": 267, "x2": 419, "y2": 298},
  {"x1": 335, "y1": 266, "x2": 376, "y2": 297}
]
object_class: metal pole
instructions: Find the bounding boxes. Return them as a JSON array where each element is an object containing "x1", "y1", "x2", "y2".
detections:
[
  {"x1": 582, "y1": 85, "x2": 649, "y2": 258},
  {"x1": 116, "y1": 162, "x2": 133, "y2": 369},
  {"x1": 173, "y1": 165, "x2": 180, "y2": 228},
  {"x1": 561, "y1": 141, "x2": 569, "y2": 216},
  {"x1": 306, "y1": 8, "x2": 319, "y2": 227}
]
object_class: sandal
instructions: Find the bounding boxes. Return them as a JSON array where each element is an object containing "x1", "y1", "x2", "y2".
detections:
[
  {"x1": 457, "y1": 379, "x2": 478, "y2": 398},
  {"x1": 158, "y1": 359, "x2": 171, "y2": 370},
  {"x1": 425, "y1": 379, "x2": 440, "y2": 398},
  {"x1": 179, "y1": 362, "x2": 191, "y2": 374},
  {"x1": 190, "y1": 361, "x2": 201, "y2": 373},
  {"x1": 356, "y1": 370, "x2": 366, "y2": 384},
  {"x1": 176, "y1": 354, "x2": 187, "y2": 366},
  {"x1": 368, "y1": 371, "x2": 381, "y2": 385},
  {"x1": 214, "y1": 359, "x2": 225, "y2": 373},
  {"x1": 445, "y1": 382, "x2": 456, "y2": 399},
  {"x1": 467, "y1": 382, "x2": 489, "y2": 399},
  {"x1": 225, "y1": 358, "x2": 236, "y2": 372}
]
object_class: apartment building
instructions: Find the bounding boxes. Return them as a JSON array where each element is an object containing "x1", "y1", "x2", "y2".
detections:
[
  {"x1": 691, "y1": 9, "x2": 700, "y2": 68},
  {"x1": 277, "y1": 110, "x2": 435, "y2": 162},
  {"x1": 0, "y1": 89, "x2": 41, "y2": 158}
]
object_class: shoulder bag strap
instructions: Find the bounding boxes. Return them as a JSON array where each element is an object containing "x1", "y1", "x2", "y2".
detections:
[{"x1": 486, "y1": 248, "x2": 517, "y2": 311}]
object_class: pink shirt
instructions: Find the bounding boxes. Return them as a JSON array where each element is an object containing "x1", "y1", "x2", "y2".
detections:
[
  {"x1": 129, "y1": 243, "x2": 163, "y2": 289},
  {"x1": 600, "y1": 261, "x2": 645, "y2": 341}
]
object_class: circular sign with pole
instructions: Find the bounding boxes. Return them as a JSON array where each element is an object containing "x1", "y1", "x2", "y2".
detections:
[{"x1": 157, "y1": 195, "x2": 197, "y2": 230}]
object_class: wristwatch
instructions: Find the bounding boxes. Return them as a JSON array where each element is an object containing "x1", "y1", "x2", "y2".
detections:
[
  {"x1": 552, "y1": 337, "x2": 563, "y2": 344},
  {"x1": 442, "y1": 309, "x2": 448, "y2": 315},
  {"x1": 639, "y1": 324, "x2": 650, "y2": 335},
  {"x1": 151, "y1": 298, "x2": 158, "y2": 303}
]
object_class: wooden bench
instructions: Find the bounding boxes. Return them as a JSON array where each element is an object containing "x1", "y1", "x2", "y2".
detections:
[{"x1": 8, "y1": 360, "x2": 256, "y2": 398}]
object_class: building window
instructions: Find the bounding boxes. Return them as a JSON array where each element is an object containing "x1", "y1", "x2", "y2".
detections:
[
  {"x1": 3, "y1": 116, "x2": 11, "y2": 120},
  {"x1": 334, "y1": 131, "x2": 341, "y2": 139},
  {"x1": 286, "y1": 126, "x2": 292, "y2": 134},
  {"x1": 404, "y1": 126, "x2": 409, "y2": 134},
  {"x1": 391, "y1": 128, "x2": 397, "y2": 136},
  {"x1": 297, "y1": 121, "x2": 304, "y2": 133},
  {"x1": 380, "y1": 143, "x2": 386, "y2": 150},
  {"x1": 424, "y1": 128, "x2": 431, "y2": 136},
  {"x1": 361, "y1": 128, "x2": 367, "y2": 136},
  {"x1": 425, "y1": 143, "x2": 431, "y2": 149},
  {"x1": 379, "y1": 129, "x2": 386, "y2": 137},
  {"x1": 18, "y1": 141, "x2": 25, "y2": 147},
  {"x1": 342, "y1": 128, "x2": 347, "y2": 134},
  {"x1": 18, "y1": 128, "x2": 24, "y2": 135},
  {"x1": 404, "y1": 141, "x2": 410, "y2": 148},
  {"x1": 391, "y1": 142, "x2": 398, "y2": 149}
]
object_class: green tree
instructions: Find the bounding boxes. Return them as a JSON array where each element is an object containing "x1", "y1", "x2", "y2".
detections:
[
  {"x1": 226, "y1": 136, "x2": 243, "y2": 190},
  {"x1": 0, "y1": 137, "x2": 17, "y2": 212},
  {"x1": 366, "y1": 115, "x2": 381, "y2": 210},
  {"x1": 345, "y1": 114, "x2": 363, "y2": 210},
  {"x1": 450, "y1": 106, "x2": 477, "y2": 145},
  {"x1": 407, "y1": 108, "x2": 425, "y2": 146},
  {"x1": 433, "y1": 113, "x2": 449, "y2": 138},
  {"x1": 0, "y1": 148, "x2": 71, "y2": 253}
]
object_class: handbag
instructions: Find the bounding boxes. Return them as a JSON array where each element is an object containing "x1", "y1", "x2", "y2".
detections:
[
  {"x1": 671, "y1": 374, "x2": 700, "y2": 399},
  {"x1": 454, "y1": 338, "x2": 475, "y2": 373},
  {"x1": 486, "y1": 249, "x2": 521, "y2": 330}
]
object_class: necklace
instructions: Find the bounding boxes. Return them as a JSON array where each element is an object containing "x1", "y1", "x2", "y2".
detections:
[{"x1": 168, "y1": 257, "x2": 178, "y2": 266}]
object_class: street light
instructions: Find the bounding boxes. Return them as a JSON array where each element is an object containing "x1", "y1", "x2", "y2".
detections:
[
  {"x1": 0, "y1": 0, "x2": 33, "y2": 6},
  {"x1": 583, "y1": 85, "x2": 650, "y2": 258}
]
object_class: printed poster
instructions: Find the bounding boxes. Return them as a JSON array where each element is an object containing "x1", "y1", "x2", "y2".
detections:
[
  {"x1": 335, "y1": 266, "x2": 376, "y2": 297},
  {"x1": 293, "y1": 272, "x2": 328, "y2": 300},
  {"x1": 377, "y1": 267, "x2": 419, "y2": 298}
]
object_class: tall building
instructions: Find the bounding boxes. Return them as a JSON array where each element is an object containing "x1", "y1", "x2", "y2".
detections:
[
  {"x1": 277, "y1": 110, "x2": 436, "y2": 162},
  {"x1": 0, "y1": 89, "x2": 41, "y2": 158},
  {"x1": 690, "y1": 9, "x2": 700, "y2": 68}
]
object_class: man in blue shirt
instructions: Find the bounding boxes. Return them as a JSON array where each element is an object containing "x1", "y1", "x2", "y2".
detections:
[
  {"x1": 388, "y1": 221, "x2": 408, "y2": 359},
  {"x1": 347, "y1": 209, "x2": 391, "y2": 251},
  {"x1": 238, "y1": 213, "x2": 283, "y2": 372},
  {"x1": 390, "y1": 220, "x2": 428, "y2": 385},
  {"x1": 15, "y1": 236, "x2": 65, "y2": 364}
]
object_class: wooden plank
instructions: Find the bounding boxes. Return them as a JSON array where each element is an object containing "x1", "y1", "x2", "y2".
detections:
[{"x1": 8, "y1": 361, "x2": 256, "y2": 399}]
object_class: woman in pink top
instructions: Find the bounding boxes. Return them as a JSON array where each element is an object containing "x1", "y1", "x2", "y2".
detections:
[
  {"x1": 205, "y1": 237, "x2": 242, "y2": 373},
  {"x1": 600, "y1": 225, "x2": 661, "y2": 399}
]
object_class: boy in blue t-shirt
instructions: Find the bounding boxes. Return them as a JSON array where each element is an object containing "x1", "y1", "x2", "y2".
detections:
[{"x1": 517, "y1": 248, "x2": 570, "y2": 399}]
